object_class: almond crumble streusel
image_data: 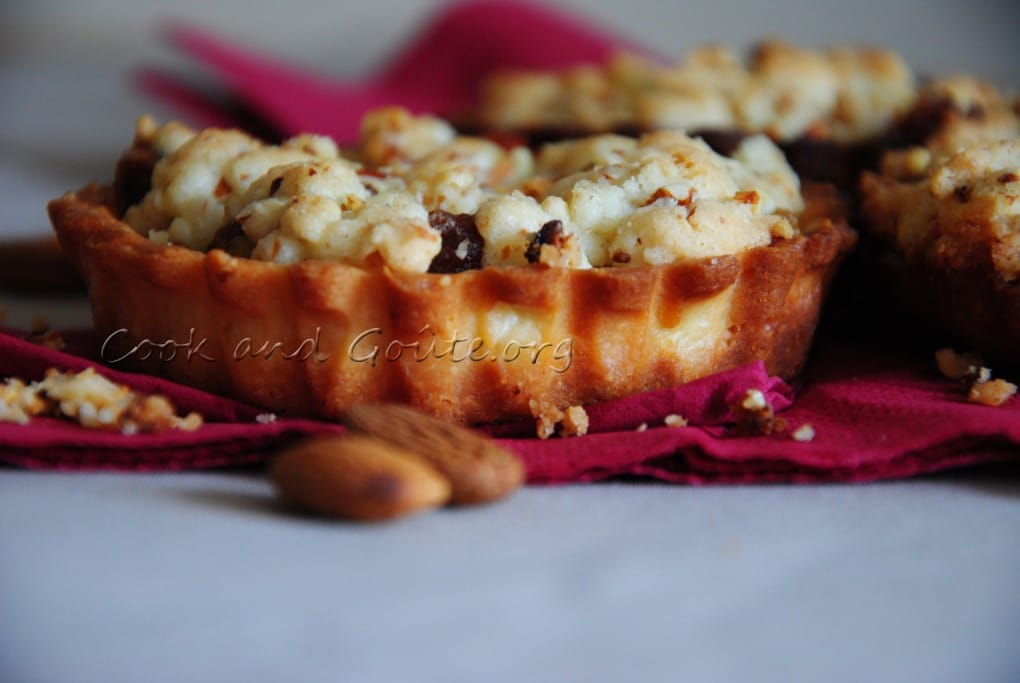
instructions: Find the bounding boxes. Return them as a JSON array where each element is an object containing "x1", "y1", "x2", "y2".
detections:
[
  {"x1": 122, "y1": 107, "x2": 805, "y2": 273},
  {"x1": 0, "y1": 368, "x2": 203, "y2": 433},
  {"x1": 478, "y1": 41, "x2": 916, "y2": 143}
]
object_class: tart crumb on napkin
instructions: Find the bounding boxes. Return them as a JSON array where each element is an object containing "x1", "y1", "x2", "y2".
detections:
[{"x1": 0, "y1": 367, "x2": 203, "y2": 434}]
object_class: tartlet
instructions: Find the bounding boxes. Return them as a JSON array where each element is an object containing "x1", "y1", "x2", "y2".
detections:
[
  {"x1": 858, "y1": 77, "x2": 1020, "y2": 363},
  {"x1": 48, "y1": 108, "x2": 854, "y2": 429},
  {"x1": 474, "y1": 40, "x2": 917, "y2": 185}
]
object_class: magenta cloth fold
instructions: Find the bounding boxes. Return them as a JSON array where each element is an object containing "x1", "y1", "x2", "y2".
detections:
[{"x1": 1, "y1": 330, "x2": 1017, "y2": 482}]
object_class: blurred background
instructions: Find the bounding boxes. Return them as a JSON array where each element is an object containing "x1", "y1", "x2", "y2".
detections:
[
  {"x1": 3, "y1": 0, "x2": 1018, "y2": 78},
  {"x1": 0, "y1": 0, "x2": 1018, "y2": 240}
]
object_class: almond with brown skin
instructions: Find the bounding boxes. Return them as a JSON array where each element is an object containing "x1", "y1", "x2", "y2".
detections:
[
  {"x1": 342, "y1": 403, "x2": 526, "y2": 505},
  {"x1": 270, "y1": 434, "x2": 452, "y2": 521}
]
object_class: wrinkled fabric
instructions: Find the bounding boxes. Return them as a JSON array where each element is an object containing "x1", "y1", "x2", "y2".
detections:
[{"x1": 1, "y1": 330, "x2": 1016, "y2": 482}]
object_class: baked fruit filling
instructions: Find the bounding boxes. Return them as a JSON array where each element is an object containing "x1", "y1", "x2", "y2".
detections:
[{"x1": 116, "y1": 107, "x2": 808, "y2": 274}]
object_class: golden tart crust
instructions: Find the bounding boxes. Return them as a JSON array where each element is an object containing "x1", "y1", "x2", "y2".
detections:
[{"x1": 48, "y1": 183, "x2": 853, "y2": 425}]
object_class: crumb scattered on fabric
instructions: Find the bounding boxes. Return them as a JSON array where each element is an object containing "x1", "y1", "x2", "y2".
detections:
[
  {"x1": 561, "y1": 405, "x2": 590, "y2": 437},
  {"x1": 256, "y1": 412, "x2": 278, "y2": 424},
  {"x1": 529, "y1": 399, "x2": 589, "y2": 438},
  {"x1": 968, "y1": 378, "x2": 1017, "y2": 407},
  {"x1": 635, "y1": 422, "x2": 648, "y2": 432},
  {"x1": 792, "y1": 423, "x2": 816, "y2": 442},
  {"x1": 730, "y1": 388, "x2": 781, "y2": 436},
  {"x1": 664, "y1": 413, "x2": 688, "y2": 427},
  {"x1": 0, "y1": 378, "x2": 45, "y2": 425},
  {"x1": 0, "y1": 367, "x2": 203, "y2": 433},
  {"x1": 935, "y1": 348, "x2": 1016, "y2": 407}
]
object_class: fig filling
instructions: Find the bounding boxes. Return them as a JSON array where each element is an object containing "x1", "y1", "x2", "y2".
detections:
[
  {"x1": 883, "y1": 96, "x2": 984, "y2": 149},
  {"x1": 427, "y1": 210, "x2": 485, "y2": 273},
  {"x1": 112, "y1": 144, "x2": 158, "y2": 218},
  {"x1": 209, "y1": 220, "x2": 255, "y2": 258},
  {"x1": 524, "y1": 219, "x2": 566, "y2": 264},
  {"x1": 112, "y1": 146, "x2": 490, "y2": 271}
]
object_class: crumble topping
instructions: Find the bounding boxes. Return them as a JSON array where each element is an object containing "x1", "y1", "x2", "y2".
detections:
[
  {"x1": 861, "y1": 138, "x2": 1020, "y2": 280},
  {"x1": 0, "y1": 368, "x2": 203, "y2": 433},
  {"x1": 911, "y1": 77, "x2": 1020, "y2": 160},
  {"x1": 121, "y1": 108, "x2": 804, "y2": 272},
  {"x1": 862, "y1": 76, "x2": 1020, "y2": 280},
  {"x1": 881, "y1": 77, "x2": 1019, "y2": 180},
  {"x1": 478, "y1": 41, "x2": 915, "y2": 142},
  {"x1": 0, "y1": 378, "x2": 46, "y2": 425}
]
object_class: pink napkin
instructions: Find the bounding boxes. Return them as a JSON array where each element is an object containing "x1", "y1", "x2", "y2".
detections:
[{"x1": 1, "y1": 329, "x2": 1017, "y2": 481}]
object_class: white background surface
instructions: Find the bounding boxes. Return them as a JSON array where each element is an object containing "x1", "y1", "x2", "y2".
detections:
[{"x1": 1, "y1": 1, "x2": 1019, "y2": 681}]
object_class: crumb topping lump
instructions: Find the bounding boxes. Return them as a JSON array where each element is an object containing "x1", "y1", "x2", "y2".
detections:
[{"x1": 863, "y1": 137, "x2": 1020, "y2": 280}]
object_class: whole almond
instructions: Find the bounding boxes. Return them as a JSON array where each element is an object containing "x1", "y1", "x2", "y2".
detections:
[
  {"x1": 270, "y1": 434, "x2": 451, "y2": 521},
  {"x1": 342, "y1": 403, "x2": 526, "y2": 505}
]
